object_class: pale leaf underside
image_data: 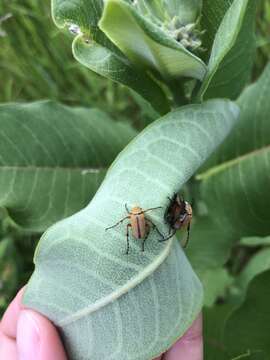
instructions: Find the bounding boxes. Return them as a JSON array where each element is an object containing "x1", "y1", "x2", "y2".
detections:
[{"x1": 24, "y1": 100, "x2": 239, "y2": 359}]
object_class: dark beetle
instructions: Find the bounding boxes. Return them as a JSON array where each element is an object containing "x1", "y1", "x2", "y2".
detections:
[{"x1": 161, "y1": 193, "x2": 193, "y2": 247}]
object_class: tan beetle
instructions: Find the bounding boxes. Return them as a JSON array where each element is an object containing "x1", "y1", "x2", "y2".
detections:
[{"x1": 105, "y1": 204, "x2": 165, "y2": 254}]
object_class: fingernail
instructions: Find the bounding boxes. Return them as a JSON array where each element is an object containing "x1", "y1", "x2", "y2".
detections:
[{"x1": 17, "y1": 311, "x2": 40, "y2": 360}]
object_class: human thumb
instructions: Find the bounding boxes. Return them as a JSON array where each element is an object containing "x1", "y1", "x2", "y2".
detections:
[{"x1": 17, "y1": 309, "x2": 67, "y2": 360}]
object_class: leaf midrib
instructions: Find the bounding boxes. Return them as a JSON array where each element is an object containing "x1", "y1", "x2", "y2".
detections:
[
  {"x1": 197, "y1": 145, "x2": 270, "y2": 181},
  {"x1": 57, "y1": 237, "x2": 174, "y2": 326}
]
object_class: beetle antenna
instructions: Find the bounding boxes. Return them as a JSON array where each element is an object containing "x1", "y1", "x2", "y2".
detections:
[
  {"x1": 125, "y1": 203, "x2": 131, "y2": 214},
  {"x1": 143, "y1": 206, "x2": 162, "y2": 213},
  {"x1": 105, "y1": 216, "x2": 129, "y2": 231}
]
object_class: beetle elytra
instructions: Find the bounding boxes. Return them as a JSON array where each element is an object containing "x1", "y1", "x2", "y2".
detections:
[{"x1": 106, "y1": 204, "x2": 165, "y2": 254}]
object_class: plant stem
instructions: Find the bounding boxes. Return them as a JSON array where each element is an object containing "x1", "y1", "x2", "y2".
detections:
[{"x1": 169, "y1": 80, "x2": 189, "y2": 107}]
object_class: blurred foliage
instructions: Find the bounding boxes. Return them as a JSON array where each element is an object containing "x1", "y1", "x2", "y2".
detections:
[
  {"x1": 0, "y1": 1, "x2": 115, "y2": 107},
  {"x1": 254, "y1": 0, "x2": 270, "y2": 78},
  {"x1": 0, "y1": 101, "x2": 136, "y2": 232},
  {"x1": 225, "y1": 271, "x2": 270, "y2": 358},
  {"x1": 0, "y1": 0, "x2": 158, "y2": 128},
  {"x1": 0, "y1": 0, "x2": 270, "y2": 358},
  {"x1": 0, "y1": 208, "x2": 39, "y2": 314},
  {"x1": 0, "y1": 0, "x2": 158, "y2": 317}
]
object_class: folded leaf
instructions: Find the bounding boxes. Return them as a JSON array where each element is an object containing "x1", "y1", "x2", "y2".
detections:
[
  {"x1": 201, "y1": 0, "x2": 233, "y2": 57},
  {"x1": 0, "y1": 101, "x2": 136, "y2": 231},
  {"x1": 198, "y1": 0, "x2": 257, "y2": 100},
  {"x1": 52, "y1": 0, "x2": 103, "y2": 29},
  {"x1": 24, "y1": 99, "x2": 239, "y2": 360},
  {"x1": 99, "y1": 0, "x2": 206, "y2": 81},
  {"x1": 51, "y1": 0, "x2": 170, "y2": 114},
  {"x1": 72, "y1": 37, "x2": 170, "y2": 115}
]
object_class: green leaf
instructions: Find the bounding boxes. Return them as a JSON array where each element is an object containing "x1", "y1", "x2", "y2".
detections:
[
  {"x1": 204, "y1": 304, "x2": 233, "y2": 360},
  {"x1": 240, "y1": 236, "x2": 270, "y2": 247},
  {"x1": 186, "y1": 217, "x2": 233, "y2": 272},
  {"x1": 201, "y1": 0, "x2": 233, "y2": 57},
  {"x1": 51, "y1": 0, "x2": 170, "y2": 115},
  {"x1": 0, "y1": 237, "x2": 12, "y2": 261},
  {"x1": 52, "y1": 0, "x2": 103, "y2": 29},
  {"x1": 199, "y1": 147, "x2": 270, "y2": 240},
  {"x1": 0, "y1": 101, "x2": 136, "y2": 232},
  {"x1": 99, "y1": 0, "x2": 207, "y2": 81},
  {"x1": 24, "y1": 100, "x2": 239, "y2": 360},
  {"x1": 194, "y1": 64, "x2": 270, "y2": 269},
  {"x1": 198, "y1": 0, "x2": 257, "y2": 100},
  {"x1": 204, "y1": 299, "x2": 267, "y2": 360},
  {"x1": 72, "y1": 37, "x2": 170, "y2": 115},
  {"x1": 224, "y1": 270, "x2": 270, "y2": 357},
  {"x1": 201, "y1": 267, "x2": 232, "y2": 307},
  {"x1": 138, "y1": 0, "x2": 202, "y2": 25},
  {"x1": 205, "y1": 63, "x2": 270, "y2": 167},
  {"x1": 235, "y1": 248, "x2": 270, "y2": 297},
  {"x1": 175, "y1": 0, "x2": 202, "y2": 24}
]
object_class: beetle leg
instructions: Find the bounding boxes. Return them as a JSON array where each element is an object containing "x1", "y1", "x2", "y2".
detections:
[
  {"x1": 183, "y1": 222, "x2": 191, "y2": 248},
  {"x1": 126, "y1": 223, "x2": 132, "y2": 255},
  {"x1": 105, "y1": 216, "x2": 129, "y2": 231},
  {"x1": 167, "y1": 196, "x2": 172, "y2": 202},
  {"x1": 164, "y1": 205, "x2": 170, "y2": 222},
  {"x1": 159, "y1": 228, "x2": 176, "y2": 242},
  {"x1": 146, "y1": 219, "x2": 165, "y2": 241},
  {"x1": 142, "y1": 223, "x2": 151, "y2": 252}
]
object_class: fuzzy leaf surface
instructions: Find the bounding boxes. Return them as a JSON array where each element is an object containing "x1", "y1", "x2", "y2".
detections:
[{"x1": 24, "y1": 100, "x2": 239, "y2": 360}]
